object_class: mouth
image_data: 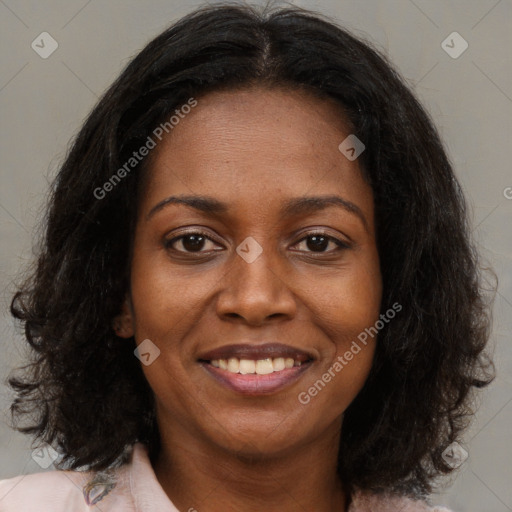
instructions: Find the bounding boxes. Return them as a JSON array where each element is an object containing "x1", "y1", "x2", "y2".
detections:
[{"x1": 198, "y1": 343, "x2": 314, "y2": 395}]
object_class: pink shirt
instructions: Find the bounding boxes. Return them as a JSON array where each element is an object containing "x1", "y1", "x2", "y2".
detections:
[{"x1": 0, "y1": 443, "x2": 452, "y2": 511}]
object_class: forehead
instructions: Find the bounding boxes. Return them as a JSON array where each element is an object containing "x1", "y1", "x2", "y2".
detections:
[{"x1": 140, "y1": 87, "x2": 373, "y2": 227}]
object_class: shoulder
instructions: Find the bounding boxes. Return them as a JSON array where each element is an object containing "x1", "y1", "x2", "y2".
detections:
[
  {"x1": 0, "y1": 469, "x2": 91, "y2": 511},
  {"x1": 0, "y1": 443, "x2": 150, "y2": 512},
  {"x1": 349, "y1": 489, "x2": 453, "y2": 512}
]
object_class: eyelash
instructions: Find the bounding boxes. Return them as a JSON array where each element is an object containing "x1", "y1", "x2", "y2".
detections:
[{"x1": 164, "y1": 230, "x2": 350, "y2": 255}]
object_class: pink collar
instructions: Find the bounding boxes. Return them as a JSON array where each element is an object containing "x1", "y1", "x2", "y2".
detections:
[{"x1": 127, "y1": 443, "x2": 180, "y2": 511}]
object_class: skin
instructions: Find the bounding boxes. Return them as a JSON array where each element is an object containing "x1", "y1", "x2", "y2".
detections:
[{"x1": 115, "y1": 86, "x2": 382, "y2": 512}]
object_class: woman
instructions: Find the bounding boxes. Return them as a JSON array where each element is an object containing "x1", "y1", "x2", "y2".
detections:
[{"x1": 0, "y1": 3, "x2": 494, "y2": 511}]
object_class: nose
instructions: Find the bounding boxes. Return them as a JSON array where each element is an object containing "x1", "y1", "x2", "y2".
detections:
[{"x1": 216, "y1": 244, "x2": 297, "y2": 326}]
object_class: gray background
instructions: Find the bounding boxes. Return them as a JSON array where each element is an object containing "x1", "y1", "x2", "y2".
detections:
[{"x1": 0, "y1": 1, "x2": 510, "y2": 510}]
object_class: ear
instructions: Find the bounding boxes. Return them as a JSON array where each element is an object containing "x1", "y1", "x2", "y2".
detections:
[{"x1": 112, "y1": 295, "x2": 135, "y2": 338}]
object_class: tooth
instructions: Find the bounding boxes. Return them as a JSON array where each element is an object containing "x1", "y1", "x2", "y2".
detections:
[
  {"x1": 215, "y1": 357, "x2": 302, "y2": 374},
  {"x1": 272, "y1": 357, "x2": 285, "y2": 371},
  {"x1": 255, "y1": 358, "x2": 274, "y2": 375},
  {"x1": 284, "y1": 358, "x2": 295, "y2": 369},
  {"x1": 239, "y1": 359, "x2": 256, "y2": 374},
  {"x1": 227, "y1": 357, "x2": 240, "y2": 373}
]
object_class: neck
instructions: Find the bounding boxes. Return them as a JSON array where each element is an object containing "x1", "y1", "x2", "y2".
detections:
[{"x1": 153, "y1": 416, "x2": 347, "y2": 512}]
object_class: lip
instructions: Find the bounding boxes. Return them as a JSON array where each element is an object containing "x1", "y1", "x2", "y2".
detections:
[
  {"x1": 197, "y1": 343, "x2": 314, "y2": 363},
  {"x1": 200, "y1": 360, "x2": 313, "y2": 395},
  {"x1": 197, "y1": 343, "x2": 315, "y2": 395}
]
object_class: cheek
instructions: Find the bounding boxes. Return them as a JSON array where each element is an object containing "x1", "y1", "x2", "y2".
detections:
[
  {"x1": 311, "y1": 254, "x2": 382, "y2": 350},
  {"x1": 297, "y1": 344, "x2": 375, "y2": 432},
  {"x1": 298, "y1": 273, "x2": 379, "y2": 421},
  {"x1": 128, "y1": 255, "x2": 201, "y2": 412},
  {"x1": 128, "y1": 243, "x2": 212, "y2": 340},
  {"x1": 298, "y1": 252, "x2": 380, "y2": 410}
]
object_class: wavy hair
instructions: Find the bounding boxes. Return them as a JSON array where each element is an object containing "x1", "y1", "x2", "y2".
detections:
[{"x1": 8, "y1": 2, "x2": 494, "y2": 497}]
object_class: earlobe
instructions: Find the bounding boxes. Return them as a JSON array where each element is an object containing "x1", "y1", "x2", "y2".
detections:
[{"x1": 112, "y1": 296, "x2": 135, "y2": 338}]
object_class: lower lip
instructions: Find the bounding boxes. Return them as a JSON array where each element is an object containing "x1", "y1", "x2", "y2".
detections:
[{"x1": 200, "y1": 361, "x2": 312, "y2": 395}]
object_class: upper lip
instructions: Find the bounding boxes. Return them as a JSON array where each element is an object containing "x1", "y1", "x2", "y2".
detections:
[{"x1": 198, "y1": 343, "x2": 314, "y2": 363}]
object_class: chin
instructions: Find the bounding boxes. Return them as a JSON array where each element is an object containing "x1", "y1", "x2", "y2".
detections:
[{"x1": 206, "y1": 417, "x2": 306, "y2": 457}]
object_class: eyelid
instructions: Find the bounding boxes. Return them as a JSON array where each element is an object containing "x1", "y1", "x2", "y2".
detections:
[
  {"x1": 164, "y1": 228, "x2": 223, "y2": 251},
  {"x1": 164, "y1": 228, "x2": 351, "y2": 254},
  {"x1": 291, "y1": 230, "x2": 351, "y2": 252}
]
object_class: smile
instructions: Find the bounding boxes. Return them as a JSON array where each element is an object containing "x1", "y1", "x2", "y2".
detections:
[
  {"x1": 210, "y1": 356, "x2": 303, "y2": 374},
  {"x1": 198, "y1": 343, "x2": 314, "y2": 395}
]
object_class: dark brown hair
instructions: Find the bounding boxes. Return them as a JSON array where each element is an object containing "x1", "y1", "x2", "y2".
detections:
[{"x1": 9, "y1": 2, "x2": 494, "y2": 498}]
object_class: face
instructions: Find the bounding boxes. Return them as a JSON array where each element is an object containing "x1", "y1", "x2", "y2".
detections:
[{"x1": 116, "y1": 86, "x2": 382, "y2": 458}]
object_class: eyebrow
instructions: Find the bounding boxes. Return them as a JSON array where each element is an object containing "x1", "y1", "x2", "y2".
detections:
[{"x1": 146, "y1": 194, "x2": 369, "y2": 232}]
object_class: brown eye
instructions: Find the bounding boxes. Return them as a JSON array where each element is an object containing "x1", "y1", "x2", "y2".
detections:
[
  {"x1": 164, "y1": 232, "x2": 221, "y2": 253},
  {"x1": 305, "y1": 235, "x2": 329, "y2": 252},
  {"x1": 294, "y1": 233, "x2": 350, "y2": 253}
]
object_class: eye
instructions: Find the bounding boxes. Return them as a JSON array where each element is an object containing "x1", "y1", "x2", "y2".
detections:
[
  {"x1": 292, "y1": 232, "x2": 350, "y2": 253},
  {"x1": 164, "y1": 230, "x2": 350, "y2": 255},
  {"x1": 164, "y1": 230, "x2": 223, "y2": 253}
]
